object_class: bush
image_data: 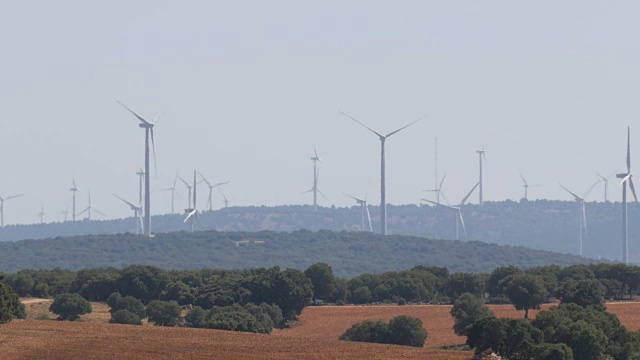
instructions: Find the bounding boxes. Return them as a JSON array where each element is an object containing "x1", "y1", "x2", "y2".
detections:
[
  {"x1": 146, "y1": 300, "x2": 182, "y2": 326},
  {"x1": 206, "y1": 304, "x2": 269, "y2": 333},
  {"x1": 451, "y1": 293, "x2": 494, "y2": 336},
  {"x1": 49, "y1": 293, "x2": 92, "y2": 321},
  {"x1": 107, "y1": 292, "x2": 145, "y2": 318},
  {"x1": 109, "y1": 310, "x2": 142, "y2": 325},
  {"x1": 351, "y1": 286, "x2": 372, "y2": 304},
  {"x1": 0, "y1": 278, "x2": 19, "y2": 324},
  {"x1": 185, "y1": 306, "x2": 208, "y2": 328},
  {"x1": 339, "y1": 316, "x2": 427, "y2": 348},
  {"x1": 13, "y1": 303, "x2": 27, "y2": 320}
]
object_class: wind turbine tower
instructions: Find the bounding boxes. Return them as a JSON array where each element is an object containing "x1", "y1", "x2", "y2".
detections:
[
  {"x1": 477, "y1": 148, "x2": 486, "y2": 205},
  {"x1": 38, "y1": 205, "x2": 45, "y2": 225},
  {"x1": 519, "y1": 172, "x2": 540, "y2": 201},
  {"x1": 184, "y1": 170, "x2": 199, "y2": 232},
  {"x1": 423, "y1": 182, "x2": 479, "y2": 240},
  {"x1": 179, "y1": 175, "x2": 193, "y2": 209},
  {"x1": 617, "y1": 127, "x2": 637, "y2": 264},
  {"x1": 0, "y1": 194, "x2": 24, "y2": 228},
  {"x1": 596, "y1": 171, "x2": 616, "y2": 203},
  {"x1": 114, "y1": 194, "x2": 143, "y2": 235},
  {"x1": 199, "y1": 172, "x2": 229, "y2": 212},
  {"x1": 163, "y1": 174, "x2": 178, "y2": 214},
  {"x1": 118, "y1": 102, "x2": 160, "y2": 237},
  {"x1": 310, "y1": 148, "x2": 322, "y2": 211},
  {"x1": 70, "y1": 178, "x2": 80, "y2": 222},
  {"x1": 340, "y1": 111, "x2": 424, "y2": 235},
  {"x1": 136, "y1": 168, "x2": 145, "y2": 207},
  {"x1": 346, "y1": 194, "x2": 373, "y2": 232},
  {"x1": 78, "y1": 189, "x2": 106, "y2": 221},
  {"x1": 559, "y1": 182, "x2": 599, "y2": 256}
]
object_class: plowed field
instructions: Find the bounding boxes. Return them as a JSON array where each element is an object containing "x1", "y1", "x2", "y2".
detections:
[{"x1": 1, "y1": 301, "x2": 638, "y2": 359}]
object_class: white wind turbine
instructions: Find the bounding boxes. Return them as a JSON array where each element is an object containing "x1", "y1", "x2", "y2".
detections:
[
  {"x1": 184, "y1": 170, "x2": 198, "y2": 232},
  {"x1": 70, "y1": 177, "x2": 80, "y2": 222},
  {"x1": 596, "y1": 171, "x2": 616, "y2": 203},
  {"x1": 617, "y1": 126, "x2": 638, "y2": 264},
  {"x1": 221, "y1": 192, "x2": 230, "y2": 208},
  {"x1": 59, "y1": 208, "x2": 69, "y2": 222},
  {"x1": 162, "y1": 174, "x2": 179, "y2": 214},
  {"x1": 0, "y1": 194, "x2": 24, "y2": 228},
  {"x1": 199, "y1": 172, "x2": 229, "y2": 212},
  {"x1": 559, "y1": 181, "x2": 600, "y2": 256},
  {"x1": 77, "y1": 189, "x2": 107, "y2": 221},
  {"x1": 178, "y1": 175, "x2": 193, "y2": 210},
  {"x1": 423, "y1": 182, "x2": 479, "y2": 240},
  {"x1": 118, "y1": 101, "x2": 161, "y2": 237},
  {"x1": 340, "y1": 111, "x2": 425, "y2": 235},
  {"x1": 345, "y1": 194, "x2": 373, "y2": 232},
  {"x1": 425, "y1": 172, "x2": 449, "y2": 205},
  {"x1": 38, "y1": 205, "x2": 45, "y2": 225},
  {"x1": 306, "y1": 148, "x2": 322, "y2": 211},
  {"x1": 114, "y1": 194, "x2": 144, "y2": 235},
  {"x1": 519, "y1": 172, "x2": 541, "y2": 201}
]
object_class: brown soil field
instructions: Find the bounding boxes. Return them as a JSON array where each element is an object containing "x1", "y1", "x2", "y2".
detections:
[{"x1": 2, "y1": 301, "x2": 638, "y2": 359}]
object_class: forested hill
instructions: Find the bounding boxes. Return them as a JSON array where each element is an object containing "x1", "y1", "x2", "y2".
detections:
[
  {"x1": 0, "y1": 230, "x2": 598, "y2": 277},
  {"x1": 0, "y1": 200, "x2": 635, "y2": 262}
]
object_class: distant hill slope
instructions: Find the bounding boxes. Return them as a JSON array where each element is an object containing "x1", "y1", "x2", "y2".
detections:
[
  {"x1": 0, "y1": 200, "x2": 634, "y2": 262},
  {"x1": 0, "y1": 230, "x2": 598, "y2": 277}
]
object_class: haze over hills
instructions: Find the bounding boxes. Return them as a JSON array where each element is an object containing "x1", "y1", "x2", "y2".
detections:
[
  {"x1": 0, "y1": 200, "x2": 636, "y2": 263},
  {"x1": 0, "y1": 229, "x2": 597, "y2": 277}
]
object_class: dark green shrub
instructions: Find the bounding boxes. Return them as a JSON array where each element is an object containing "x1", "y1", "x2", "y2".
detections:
[
  {"x1": 185, "y1": 306, "x2": 208, "y2": 328},
  {"x1": 146, "y1": 300, "x2": 182, "y2": 326},
  {"x1": 0, "y1": 278, "x2": 19, "y2": 324},
  {"x1": 451, "y1": 293, "x2": 494, "y2": 336},
  {"x1": 49, "y1": 293, "x2": 92, "y2": 321},
  {"x1": 13, "y1": 303, "x2": 27, "y2": 320},
  {"x1": 339, "y1": 319, "x2": 390, "y2": 344},
  {"x1": 109, "y1": 310, "x2": 142, "y2": 325},
  {"x1": 351, "y1": 286, "x2": 372, "y2": 304},
  {"x1": 339, "y1": 316, "x2": 427, "y2": 348},
  {"x1": 107, "y1": 292, "x2": 145, "y2": 318}
]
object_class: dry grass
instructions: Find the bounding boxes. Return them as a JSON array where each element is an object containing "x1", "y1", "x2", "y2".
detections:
[{"x1": 5, "y1": 300, "x2": 639, "y2": 360}]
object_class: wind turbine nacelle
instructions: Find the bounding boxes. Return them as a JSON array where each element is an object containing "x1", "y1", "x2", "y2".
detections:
[
  {"x1": 617, "y1": 173, "x2": 628, "y2": 179},
  {"x1": 184, "y1": 208, "x2": 194, "y2": 213}
]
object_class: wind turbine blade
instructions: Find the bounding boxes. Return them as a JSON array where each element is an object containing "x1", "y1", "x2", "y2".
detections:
[
  {"x1": 439, "y1": 191, "x2": 450, "y2": 206},
  {"x1": 193, "y1": 170, "x2": 197, "y2": 208},
  {"x1": 77, "y1": 208, "x2": 89, "y2": 216},
  {"x1": 72, "y1": 178, "x2": 78, "y2": 189},
  {"x1": 458, "y1": 211, "x2": 467, "y2": 238},
  {"x1": 117, "y1": 101, "x2": 152, "y2": 125},
  {"x1": 630, "y1": 178, "x2": 639, "y2": 203},
  {"x1": 627, "y1": 127, "x2": 631, "y2": 173},
  {"x1": 459, "y1": 182, "x2": 480, "y2": 206},
  {"x1": 559, "y1": 185, "x2": 581, "y2": 201},
  {"x1": 151, "y1": 127, "x2": 157, "y2": 174},
  {"x1": 520, "y1": 171, "x2": 528, "y2": 186},
  {"x1": 620, "y1": 174, "x2": 632, "y2": 186},
  {"x1": 345, "y1": 194, "x2": 364, "y2": 202},
  {"x1": 338, "y1": 111, "x2": 384, "y2": 138},
  {"x1": 439, "y1": 172, "x2": 447, "y2": 190},
  {"x1": 422, "y1": 199, "x2": 440, "y2": 206},
  {"x1": 173, "y1": 173, "x2": 178, "y2": 188},
  {"x1": 198, "y1": 172, "x2": 212, "y2": 187},
  {"x1": 596, "y1": 172, "x2": 606, "y2": 181},
  {"x1": 301, "y1": 189, "x2": 313, "y2": 194},
  {"x1": 113, "y1": 194, "x2": 137, "y2": 209},
  {"x1": 385, "y1": 115, "x2": 426, "y2": 138},
  {"x1": 365, "y1": 204, "x2": 373, "y2": 232},
  {"x1": 584, "y1": 179, "x2": 601, "y2": 198},
  {"x1": 184, "y1": 209, "x2": 197, "y2": 223},
  {"x1": 5, "y1": 194, "x2": 24, "y2": 201},
  {"x1": 178, "y1": 175, "x2": 190, "y2": 187},
  {"x1": 582, "y1": 201, "x2": 588, "y2": 235},
  {"x1": 94, "y1": 209, "x2": 107, "y2": 217},
  {"x1": 318, "y1": 190, "x2": 330, "y2": 203},
  {"x1": 213, "y1": 181, "x2": 230, "y2": 188}
]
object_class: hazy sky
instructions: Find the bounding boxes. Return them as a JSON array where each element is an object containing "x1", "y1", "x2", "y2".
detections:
[{"x1": 1, "y1": 1, "x2": 639, "y2": 225}]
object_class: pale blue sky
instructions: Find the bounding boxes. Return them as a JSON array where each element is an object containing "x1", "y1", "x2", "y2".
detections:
[{"x1": 0, "y1": 1, "x2": 639, "y2": 224}]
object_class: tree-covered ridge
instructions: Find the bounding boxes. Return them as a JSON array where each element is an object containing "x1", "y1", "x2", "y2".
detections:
[
  {"x1": 0, "y1": 230, "x2": 597, "y2": 276},
  {"x1": 0, "y1": 201, "x2": 635, "y2": 262}
]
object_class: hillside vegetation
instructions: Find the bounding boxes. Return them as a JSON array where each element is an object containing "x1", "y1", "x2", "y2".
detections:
[
  {"x1": 0, "y1": 200, "x2": 635, "y2": 262},
  {"x1": 0, "y1": 230, "x2": 596, "y2": 276}
]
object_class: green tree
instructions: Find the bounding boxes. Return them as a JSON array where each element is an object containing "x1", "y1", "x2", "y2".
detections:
[
  {"x1": 118, "y1": 265, "x2": 169, "y2": 303},
  {"x1": 486, "y1": 265, "x2": 522, "y2": 298},
  {"x1": 49, "y1": 293, "x2": 92, "y2": 321},
  {"x1": 107, "y1": 292, "x2": 145, "y2": 318},
  {"x1": 505, "y1": 274, "x2": 547, "y2": 319},
  {"x1": 185, "y1": 306, "x2": 208, "y2": 328},
  {"x1": 109, "y1": 310, "x2": 142, "y2": 325},
  {"x1": 351, "y1": 286, "x2": 372, "y2": 304},
  {"x1": 272, "y1": 269, "x2": 313, "y2": 319},
  {"x1": 450, "y1": 293, "x2": 494, "y2": 336},
  {"x1": 0, "y1": 277, "x2": 19, "y2": 324},
  {"x1": 386, "y1": 315, "x2": 428, "y2": 347},
  {"x1": 304, "y1": 263, "x2": 337, "y2": 302},
  {"x1": 339, "y1": 319, "x2": 389, "y2": 344},
  {"x1": 559, "y1": 278, "x2": 606, "y2": 310},
  {"x1": 146, "y1": 300, "x2": 182, "y2": 326}
]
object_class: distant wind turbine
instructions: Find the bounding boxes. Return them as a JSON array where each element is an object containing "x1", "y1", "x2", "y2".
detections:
[
  {"x1": 163, "y1": 174, "x2": 179, "y2": 214},
  {"x1": 183, "y1": 170, "x2": 198, "y2": 232},
  {"x1": 118, "y1": 101, "x2": 161, "y2": 237},
  {"x1": 345, "y1": 194, "x2": 373, "y2": 232},
  {"x1": 617, "y1": 126, "x2": 638, "y2": 264},
  {"x1": 199, "y1": 172, "x2": 229, "y2": 212},
  {"x1": 477, "y1": 148, "x2": 486, "y2": 205},
  {"x1": 38, "y1": 205, "x2": 45, "y2": 225},
  {"x1": 114, "y1": 194, "x2": 143, "y2": 235},
  {"x1": 77, "y1": 189, "x2": 107, "y2": 221},
  {"x1": 70, "y1": 177, "x2": 80, "y2": 222},
  {"x1": 423, "y1": 182, "x2": 479, "y2": 240},
  {"x1": 596, "y1": 171, "x2": 616, "y2": 203},
  {"x1": 221, "y1": 191, "x2": 230, "y2": 208},
  {"x1": 340, "y1": 111, "x2": 425, "y2": 235},
  {"x1": 178, "y1": 175, "x2": 193, "y2": 209},
  {"x1": 306, "y1": 148, "x2": 322, "y2": 211},
  {"x1": 519, "y1": 172, "x2": 541, "y2": 201},
  {"x1": 136, "y1": 168, "x2": 145, "y2": 207},
  {"x1": 0, "y1": 194, "x2": 24, "y2": 228},
  {"x1": 59, "y1": 208, "x2": 69, "y2": 222},
  {"x1": 559, "y1": 181, "x2": 599, "y2": 256}
]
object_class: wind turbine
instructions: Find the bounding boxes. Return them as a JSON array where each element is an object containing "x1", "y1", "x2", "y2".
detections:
[
  {"x1": 184, "y1": 170, "x2": 198, "y2": 232},
  {"x1": 423, "y1": 182, "x2": 479, "y2": 240},
  {"x1": 477, "y1": 148, "x2": 486, "y2": 206},
  {"x1": 596, "y1": 171, "x2": 616, "y2": 203},
  {"x1": 345, "y1": 194, "x2": 373, "y2": 232},
  {"x1": 77, "y1": 189, "x2": 107, "y2": 221},
  {"x1": 559, "y1": 181, "x2": 599, "y2": 256},
  {"x1": 59, "y1": 208, "x2": 69, "y2": 222},
  {"x1": 519, "y1": 172, "x2": 541, "y2": 201},
  {"x1": 198, "y1": 172, "x2": 229, "y2": 212},
  {"x1": 340, "y1": 111, "x2": 424, "y2": 235},
  {"x1": 114, "y1": 194, "x2": 143, "y2": 235},
  {"x1": 424, "y1": 172, "x2": 449, "y2": 205},
  {"x1": 163, "y1": 174, "x2": 179, "y2": 214},
  {"x1": 136, "y1": 168, "x2": 145, "y2": 207},
  {"x1": 221, "y1": 192, "x2": 230, "y2": 208},
  {"x1": 306, "y1": 148, "x2": 322, "y2": 211},
  {"x1": 617, "y1": 126, "x2": 638, "y2": 264},
  {"x1": 70, "y1": 178, "x2": 80, "y2": 222},
  {"x1": 0, "y1": 194, "x2": 24, "y2": 228},
  {"x1": 178, "y1": 175, "x2": 193, "y2": 209},
  {"x1": 37, "y1": 205, "x2": 45, "y2": 225},
  {"x1": 118, "y1": 101, "x2": 161, "y2": 237}
]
